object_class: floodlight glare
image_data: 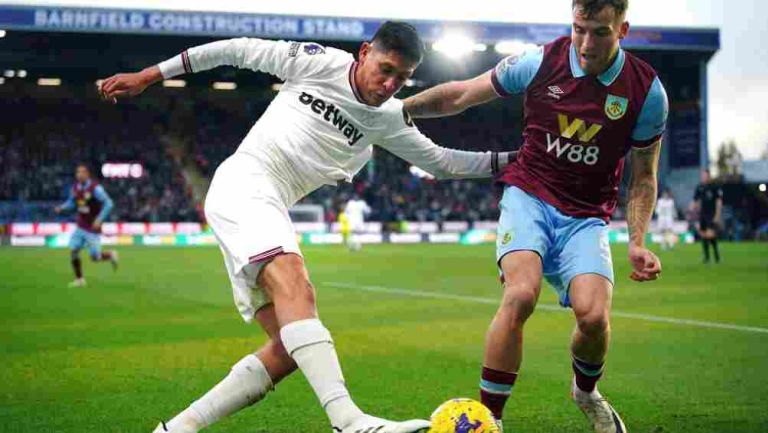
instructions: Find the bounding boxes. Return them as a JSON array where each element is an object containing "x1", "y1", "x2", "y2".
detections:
[
  {"x1": 432, "y1": 34, "x2": 480, "y2": 59},
  {"x1": 495, "y1": 40, "x2": 539, "y2": 56}
]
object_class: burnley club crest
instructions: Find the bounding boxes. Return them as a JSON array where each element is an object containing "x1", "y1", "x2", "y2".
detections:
[{"x1": 604, "y1": 94, "x2": 628, "y2": 120}]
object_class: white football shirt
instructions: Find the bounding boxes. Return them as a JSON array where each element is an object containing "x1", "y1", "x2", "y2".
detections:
[
  {"x1": 345, "y1": 198, "x2": 371, "y2": 227},
  {"x1": 656, "y1": 197, "x2": 676, "y2": 221},
  {"x1": 159, "y1": 38, "x2": 499, "y2": 205}
]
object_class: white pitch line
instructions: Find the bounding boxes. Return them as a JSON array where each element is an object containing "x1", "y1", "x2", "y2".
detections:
[{"x1": 324, "y1": 282, "x2": 768, "y2": 335}]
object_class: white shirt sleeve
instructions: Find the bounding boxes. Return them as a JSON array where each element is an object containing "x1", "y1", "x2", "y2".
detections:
[
  {"x1": 378, "y1": 104, "x2": 493, "y2": 179},
  {"x1": 157, "y1": 38, "x2": 337, "y2": 81}
]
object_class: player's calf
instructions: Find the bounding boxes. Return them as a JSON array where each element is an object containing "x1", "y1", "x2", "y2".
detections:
[
  {"x1": 157, "y1": 354, "x2": 275, "y2": 433},
  {"x1": 479, "y1": 281, "x2": 537, "y2": 422},
  {"x1": 68, "y1": 249, "x2": 86, "y2": 286},
  {"x1": 571, "y1": 310, "x2": 610, "y2": 393}
]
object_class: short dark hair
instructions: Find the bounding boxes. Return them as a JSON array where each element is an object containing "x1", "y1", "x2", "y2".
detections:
[
  {"x1": 572, "y1": 0, "x2": 628, "y2": 19},
  {"x1": 371, "y1": 21, "x2": 425, "y2": 64}
]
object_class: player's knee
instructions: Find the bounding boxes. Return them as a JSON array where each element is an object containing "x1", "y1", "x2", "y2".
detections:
[
  {"x1": 70, "y1": 250, "x2": 80, "y2": 261},
  {"x1": 575, "y1": 309, "x2": 610, "y2": 337},
  {"x1": 89, "y1": 253, "x2": 100, "y2": 262},
  {"x1": 500, "y1": 281, "x2": 539, "y2": 324}
]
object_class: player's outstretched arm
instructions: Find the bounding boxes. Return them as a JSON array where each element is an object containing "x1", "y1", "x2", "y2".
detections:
[
  {"x1": 380, "y1": 125, "x2": 515, "y2": 179},
  {"x1": 403, "y1": 71, "x2": 498, "y2": 119},
  {"x1": 101, "y1": 38, "x2": 316, "y2": 103},
  {"x1": 627, "y1": 140, "x2": 662, "y2": 282},
  {"x1": 404, "y1": 46, "x2": 543, "y2": 119}
]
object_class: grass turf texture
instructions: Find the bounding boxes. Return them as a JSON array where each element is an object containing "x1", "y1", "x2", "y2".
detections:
[{"x1": 1, "y1": 243, "x2": 767, "y2": 433}]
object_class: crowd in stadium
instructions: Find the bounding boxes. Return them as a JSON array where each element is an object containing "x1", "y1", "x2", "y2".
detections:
[
  {"x1": 0, "y1": 90, "x2": 509, "y2": 225},
  {"x1": 2, "y1": 89, "x2": 767, "y2": 239},
  {"x1": 0, "y1": 95, "x2": 197, "y2": 222}
]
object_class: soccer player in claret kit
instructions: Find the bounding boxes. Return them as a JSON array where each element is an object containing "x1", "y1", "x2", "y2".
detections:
[
  {"x1": 404, "y1": 1, "x2": 668, "y2": 431},
  {"x1": 100, "y1": 21, "x2": 514, "y2": 433},
  {"x1": 54, "y1": 164, "x2": 119, "y2": 287}
]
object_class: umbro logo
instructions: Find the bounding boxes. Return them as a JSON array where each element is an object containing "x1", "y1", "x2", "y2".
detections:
[{"x1": 547, "y1": 85, "x2": 564, "y2": 99}]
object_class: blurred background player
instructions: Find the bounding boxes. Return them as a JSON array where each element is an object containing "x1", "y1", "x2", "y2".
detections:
[
  {"x1": 404, "y1": 0, "x2": 667, "y2": 431},
  {"x1": 100, "y1": 21, "x2": 512, "y2": 433},
  {"x1": 337, "y1": 209, "x2": 354, "y2": 250},
  {"x1": 54, "y1": 164, "x2": 119, "y2": 287},
  {"x1": 343, "y1": 194, "x2": 371, "y2": 251},
  {"x1": 655, "y1": 189, "x2": 678, "y2": 250},
  {"x1": 692, "y1": 169, "x2": 723, "y2": 263}
]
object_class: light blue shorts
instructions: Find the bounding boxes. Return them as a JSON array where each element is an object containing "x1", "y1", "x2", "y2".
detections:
[
  {"x1": 69, "y1": 227, "x2": 102, "y2": 258},
  {"x1": 496, "y1": 186, "x2": 614, "y2": 307}
]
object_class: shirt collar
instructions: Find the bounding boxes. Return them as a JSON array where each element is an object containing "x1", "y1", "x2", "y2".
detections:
[{"x1": 569, "y1": 43, "x2": 625, "y2": 86}]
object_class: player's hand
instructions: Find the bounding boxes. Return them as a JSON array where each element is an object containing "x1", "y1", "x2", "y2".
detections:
[
  {"x1": 54, "y1": 206, "x2": 61, "y2": 214},
  {"x1": 92, "y1": 220, "x2": 102, "y2": 230},
  {"x1": 628, "y1": 243, "x2": 661, "y2": 282},
  {"x1": 99, "y1": 67, "x2": 160, "y2": 103}
]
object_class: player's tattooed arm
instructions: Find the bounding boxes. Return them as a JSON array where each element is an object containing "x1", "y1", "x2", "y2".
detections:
[
  {"x1": 404, "y1": 70, "x2": 498, "y2": 119},
  {"x1": 627, "y1": 140, "x2": 661, "y2": 247}
]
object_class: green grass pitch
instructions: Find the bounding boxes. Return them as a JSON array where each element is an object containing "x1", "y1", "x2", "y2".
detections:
[{"x1": 1, "y1": 242, "x2": 767, "y2": 432}]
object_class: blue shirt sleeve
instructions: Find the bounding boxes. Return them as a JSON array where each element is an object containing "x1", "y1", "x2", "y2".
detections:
[
  {"x1": 93, "y1": 185, "x2": 114, "y2": 222},
  {"x1": 632, "y1": 77, "x2": 669, "y2": 142},
  {"x1": 59, "y1": 189, "x2": 76, "y2": 212},
  {"x1": 491, "y1": 47, "x2": 544, "y2": 97}
]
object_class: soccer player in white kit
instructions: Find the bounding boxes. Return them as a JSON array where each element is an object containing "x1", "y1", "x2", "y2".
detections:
[
  {"x1": 655, "y1": 189, "x2": 677, "y2": 250},
  {"x1": 344, "y1": 195, "x2": 371, "y2": 251},
  {"x1": 99, "y1": 22, "x2": 513, "y2": 433}
]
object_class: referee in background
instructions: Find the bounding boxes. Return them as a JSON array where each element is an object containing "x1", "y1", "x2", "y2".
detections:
[{"x1": 692, "y1": 169, "x2": 723, "y2": 263}]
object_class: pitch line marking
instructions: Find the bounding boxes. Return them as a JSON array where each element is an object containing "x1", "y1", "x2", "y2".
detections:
[{"x1": 324, "y1": 282, "x2": 768, "y2": 335}]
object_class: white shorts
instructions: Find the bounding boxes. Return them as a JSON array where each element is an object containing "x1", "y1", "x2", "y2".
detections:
[
  {"x1": 657, "y1": 216, "x2": 675, "y2": 232},
  {"x1": 348, "y1": 217, "x2": 365, "y2": 233},
  {"x1": 205, "y1": 153, "x2": 302, "y2": 323}
]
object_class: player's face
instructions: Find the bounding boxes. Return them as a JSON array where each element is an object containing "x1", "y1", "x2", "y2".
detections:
[
  {"x1": 357, "y1": 42, "x2": 418, "y2": 106},
  {"x1": 75, "y1": 166, "x2": 90, "y2": 183},
  {"x1": 701, "y1": 170, "x2": 710, "y2": 183},
  {"x1": 571, "y1": 5, "x2": 629, "y2": 75}
]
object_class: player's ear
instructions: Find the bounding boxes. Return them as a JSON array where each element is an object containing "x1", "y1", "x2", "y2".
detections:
[
  {"x1": 619, "y1": 21, "x2": 629, "y2": 39},
  {"x1": 358, "y1": 42, "x2": 372, "y2": 63}
]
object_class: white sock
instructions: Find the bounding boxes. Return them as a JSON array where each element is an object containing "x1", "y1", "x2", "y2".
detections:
[
  {"x1": 166, "y1": 354, "x2": 273, "y2": 432},
  {"x1": 280, "y1": 319, "x2": 364, "y2": 429}
]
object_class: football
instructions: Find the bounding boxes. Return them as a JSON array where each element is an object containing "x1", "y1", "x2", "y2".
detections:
[{"x1": 428, "y1": 398, "x2": 500, "y2": 433}]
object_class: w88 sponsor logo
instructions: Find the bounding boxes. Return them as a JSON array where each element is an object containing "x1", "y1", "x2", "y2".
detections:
[
  {"x1": 545, "y1": 114, "x2": 602, "y2": 165},
  {"x1": 545, "y1": 133, "x2": 600, "y2": 165}
]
